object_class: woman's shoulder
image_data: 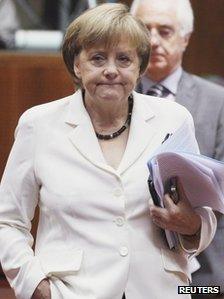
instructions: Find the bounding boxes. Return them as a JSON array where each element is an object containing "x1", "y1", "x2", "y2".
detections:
[
  {"x1": 133, "y1": 92, "x2": 193, "y2": 127},
  {"x1": 18, "y1": 93, "x2": 74, "y2": 126}
]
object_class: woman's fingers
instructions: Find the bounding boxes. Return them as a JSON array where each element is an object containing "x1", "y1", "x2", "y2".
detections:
[
  {"x1": 163, "y1": 194, "x2": 177, "y2": 210},
  {"x1": 150, "y1": 193, "x2": 201, "y2": 235}
]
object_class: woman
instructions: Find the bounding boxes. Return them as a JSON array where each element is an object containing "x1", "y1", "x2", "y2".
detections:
[{"x1": 0, "y1": 3, "x2": 216, "y2": 299}]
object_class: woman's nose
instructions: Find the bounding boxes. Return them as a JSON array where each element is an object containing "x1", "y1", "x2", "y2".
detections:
[{"x1": 103, "y1": 61, "x2": 119, "y2": 78}]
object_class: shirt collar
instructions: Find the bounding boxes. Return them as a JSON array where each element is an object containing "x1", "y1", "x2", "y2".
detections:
[{"x1": 141, "y1": 66, "x2": 183, "y2": 95}]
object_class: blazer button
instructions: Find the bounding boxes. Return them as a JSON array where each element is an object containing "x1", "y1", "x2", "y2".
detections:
[
  {"x1": 115, "y1": 217, "x2": 125, "y2": 226},
  {"x1": 119, "y1": 246, "x2": 129, "y2": 257}
]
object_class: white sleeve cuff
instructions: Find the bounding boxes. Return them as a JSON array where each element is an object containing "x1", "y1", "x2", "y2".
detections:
[{"x1": 178, "y1": 206, "x2": 217, "y2": 257}]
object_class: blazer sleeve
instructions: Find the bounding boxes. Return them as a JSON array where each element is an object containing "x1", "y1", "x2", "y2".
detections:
[
  {"x1": 0, "y1": 112, "x2": 46, "y2": 299},
  {"x1": 178, "y1": 206, "x2": 217, "y2": 255}
]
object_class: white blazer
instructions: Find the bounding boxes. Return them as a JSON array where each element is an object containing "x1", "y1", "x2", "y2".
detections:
[{"x1": 0, "y1": 90, "x2": 216, "y2": 299}]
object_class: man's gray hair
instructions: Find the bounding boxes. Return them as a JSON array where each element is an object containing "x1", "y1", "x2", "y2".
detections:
[{"x1": 130, "y1": 0, "x2": 194, "y2": 36}]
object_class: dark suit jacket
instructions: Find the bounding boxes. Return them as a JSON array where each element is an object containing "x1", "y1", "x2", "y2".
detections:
[{"x1": 137, "y1": 71, "x2": 224, "y2": 295}]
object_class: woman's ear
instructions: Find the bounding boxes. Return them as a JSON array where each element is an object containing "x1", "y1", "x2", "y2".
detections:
[{"x1": 73, "y1": 57, "x2": 81, "y2": 79}]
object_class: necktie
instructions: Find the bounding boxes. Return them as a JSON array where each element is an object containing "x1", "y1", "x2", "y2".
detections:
[{"x1": 146, "y1": 84, "x2": 171, "y2": 98}]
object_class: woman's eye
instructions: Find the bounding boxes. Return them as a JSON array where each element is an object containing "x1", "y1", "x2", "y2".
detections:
[
  {"x1": 118, "y1": 56, "x2": 131, "y2": 66},
  {"x1": 91, "y1": 55, "x2": 105, "y2": 65},
  {"x1": 93, "y1": 55, "x2": 104, "y2": 61}
]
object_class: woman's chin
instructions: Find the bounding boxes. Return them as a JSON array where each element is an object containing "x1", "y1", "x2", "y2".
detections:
[
  {"x1": 97, "y1": 91, "x2": 124, "y2": 102},
  {"x1": 95, "y1": 85, "x2": 125, "y2": 99}
]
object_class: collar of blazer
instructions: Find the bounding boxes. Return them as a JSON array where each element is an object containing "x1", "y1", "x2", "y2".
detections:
[
  {"x1": 64, "y1": 89, "x2": 154, "y2": 126},
  {"x1": 64, "y1": 89, "x2": 157, "y2": 174}
]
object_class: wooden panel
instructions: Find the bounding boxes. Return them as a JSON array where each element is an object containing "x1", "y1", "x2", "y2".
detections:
[
  {"x1": 182, "y1": 0, "x2": 224, "y2": 76},
  {"x1": 0, "y1": 51, "x2": 74, "y2": 179}
]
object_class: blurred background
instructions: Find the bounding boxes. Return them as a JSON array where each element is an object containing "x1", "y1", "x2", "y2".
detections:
[{"x1": 0, "y1": 1, "x2": 223, "y2": 298}]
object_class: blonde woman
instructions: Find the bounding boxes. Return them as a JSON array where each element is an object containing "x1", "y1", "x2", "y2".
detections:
[{"x1": 0, "y1": 4, "x2": 216, "y2": 299}]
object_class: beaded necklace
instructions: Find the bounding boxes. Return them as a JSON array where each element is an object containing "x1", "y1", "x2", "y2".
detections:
[{"x1": 95, "y1": 95, "x2": 133, "y2": 140}]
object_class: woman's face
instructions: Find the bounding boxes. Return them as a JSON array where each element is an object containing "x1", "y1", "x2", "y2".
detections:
[{"x1": 74, "y1": 39, "x2": 140, "y2": 104}]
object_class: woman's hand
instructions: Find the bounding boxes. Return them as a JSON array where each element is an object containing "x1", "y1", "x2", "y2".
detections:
[
  {"x1": 149, "y1": 180, "x2": 201, "y2": 236},
  {"x1": 31, "y1": 279, "x2": 51, "y2": 299}
]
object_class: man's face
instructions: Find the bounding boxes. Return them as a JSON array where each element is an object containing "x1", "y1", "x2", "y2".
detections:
[{"x1": 135, "y1": 1, "x2": 190, "y2": 81}]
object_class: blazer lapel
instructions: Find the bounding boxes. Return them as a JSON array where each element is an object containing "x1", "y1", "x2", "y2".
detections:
[
  {"x1": 176, "y1": 71, "x2": 197, "y2": 116},
  {"x1": 64, "y1": 90, "x2": 107, "y2": 170},
  {"x1": 118, "y1": 92, "x2": 156, "y2": 174},
  {"x1": 65, "y1": 90, "x2": 158, "y2": 175}
]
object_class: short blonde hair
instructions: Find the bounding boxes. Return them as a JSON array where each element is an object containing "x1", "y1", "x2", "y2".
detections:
[{"x1": 62, "y1": 3, "x2": 150, "y2": 84}]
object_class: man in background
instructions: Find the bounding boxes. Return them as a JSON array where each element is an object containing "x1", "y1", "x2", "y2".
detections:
[{"x1": 131, "y1": 0, "x2": 224, "y2": 298}]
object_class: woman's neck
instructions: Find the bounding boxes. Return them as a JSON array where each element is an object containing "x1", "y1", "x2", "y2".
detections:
[{"x1": 84, "y1": 94, "x2": 129, "y2": 133}]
